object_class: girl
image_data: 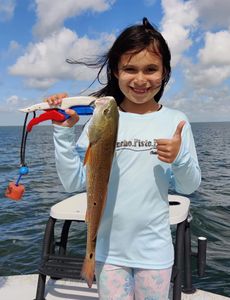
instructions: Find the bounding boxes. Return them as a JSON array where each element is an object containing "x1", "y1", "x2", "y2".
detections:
[{"x1": 48, "y1": 17, "x2": 201, "y2": 300}]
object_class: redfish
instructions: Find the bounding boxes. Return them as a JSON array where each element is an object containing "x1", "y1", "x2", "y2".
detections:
[{"x1": 81, "y1": 96, "x2": 119, "y2": 288}]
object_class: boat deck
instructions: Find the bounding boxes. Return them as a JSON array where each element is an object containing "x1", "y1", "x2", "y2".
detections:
[{"x1": 0, "y1": 274, "x2": 229, "y2": 300}]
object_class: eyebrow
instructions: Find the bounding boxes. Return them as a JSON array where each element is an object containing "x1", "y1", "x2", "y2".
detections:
[{"x1": 120, "y1": 63, "x2": 160, "y2": 69}]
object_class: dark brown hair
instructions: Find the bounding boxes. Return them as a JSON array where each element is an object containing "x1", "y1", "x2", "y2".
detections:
[{"x1": 67, "y1": 17, "x2": 171, "y2": 104}]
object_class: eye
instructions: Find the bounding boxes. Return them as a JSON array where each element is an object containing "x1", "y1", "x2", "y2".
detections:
[
  {"x1": 103, "y1": 108, "x2": 109, "y2": 115},
  {"x1": 122, "y1": 66, "x2": 137, "y2": 74},
  {"x1": 144, "y1": 67, "x2": 157, "y2": 74}
]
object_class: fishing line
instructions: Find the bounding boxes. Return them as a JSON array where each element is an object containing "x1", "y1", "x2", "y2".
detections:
[
  {"x1": 5, "y1": 111, "x2": 36, "y2": 200},
  {"x1": 20, "y1": 111, "x2": 36, "y2": 166}
]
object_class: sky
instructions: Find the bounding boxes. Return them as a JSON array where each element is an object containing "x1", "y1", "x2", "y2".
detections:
[{"x1": 0, "y1": 0, "x2": 230, "y2": 125}]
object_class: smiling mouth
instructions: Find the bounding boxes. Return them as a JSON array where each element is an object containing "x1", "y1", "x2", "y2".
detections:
[{"x1": 131, "y1": 86, "x2": 150, "y2": 94}]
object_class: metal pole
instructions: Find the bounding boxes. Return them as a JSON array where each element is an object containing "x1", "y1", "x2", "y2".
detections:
[
  {"x1": 173, "y1": 220, "x2": 186, "y2": 300},
  {"x1": 197, "y1": 237, "x2": 207, "y2": 277},
  {"x1": 183, "y1": 220, "x2": 196, "y2": 294}
]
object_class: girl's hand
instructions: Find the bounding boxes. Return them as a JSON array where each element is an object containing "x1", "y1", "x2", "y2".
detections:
[
  {"x1": 44, "y1": 93, "x2": 79, "y2": 127},
  {"x1": 156, "y1": 121, "x2": 186, "y2": 163}
]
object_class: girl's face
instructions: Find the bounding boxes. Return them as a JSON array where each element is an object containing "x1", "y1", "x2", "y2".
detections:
[{"x1": 116, "y1": 48, "x2": 164, "y2": 110}]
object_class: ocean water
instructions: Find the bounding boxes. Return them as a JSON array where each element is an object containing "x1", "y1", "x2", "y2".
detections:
[{"x1": 0, "y1": 122, "x2": 229, "y2": 297}]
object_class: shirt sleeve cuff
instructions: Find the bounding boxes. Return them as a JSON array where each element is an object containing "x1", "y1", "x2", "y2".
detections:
[{"x1": 172, "y1": 142, "x2": 191, "y2": 167}]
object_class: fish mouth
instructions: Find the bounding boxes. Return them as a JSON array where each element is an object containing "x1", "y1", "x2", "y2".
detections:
[{"x1": 95, "y1": 97, "x2": 111, "y2": 107}]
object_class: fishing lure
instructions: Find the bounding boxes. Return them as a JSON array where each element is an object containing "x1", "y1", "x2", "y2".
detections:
[{"x1": 5, "y1": 96, "x2": 96, "y2": 200}]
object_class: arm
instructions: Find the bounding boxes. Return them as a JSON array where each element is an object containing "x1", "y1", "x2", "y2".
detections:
[
  {"x1": 53, "y1": 124, "x2": 89, "y2": 193},
  {"x1": 171, "y1": 122, "x2": 201, "y2": 194}
]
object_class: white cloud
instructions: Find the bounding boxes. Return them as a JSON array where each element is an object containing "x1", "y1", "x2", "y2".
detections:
[
  {"x1": 26, "y1": 78, "x2": 58, "y2": 90},
  {"x1": 164, "y1": 85, "x2": 230, "y2": 122},
  {"x1": 0, "y1": 40, "x2": 21, "y2": 61},
  {"x1": 198, "y1": 31, "x2": 230, "y2": 66},
  {"x1": 0, "y1": 95, "x2": 28, "y2": 112},
  {"x1": 191, "y1": 0, "x2": 230, "y2": 29},
  {"x1": 186, "y1": 64, "x2": 230, "y2": 89},
  {"x1": 33, "y1": 0, "x2": 115, "y2": 38},
  {"x1": 144, "y1": 0, "x2": 157, "y2": 6},
  {"x1": 161, "y1": 0, "x2": 198, "y2": 66},
  {"x1": 9, "y1": 27, "x2": 115, "y2": 89},
  {"x1": 6, "y1": 95, "x2": 19, "y2": 106},
  {"x1": 0, "y1": 94, "x2": 47, "y2": 113},
  {"x1": 160, "y1": 0, "x2": 230, "y2": 107},
  {"x1": 0, "y1": 0, "x2": 16, "y2": 21},
  {"x1": 183, "y1": 30, "x2": 230, "y2": 89},
  {"x1": 8, "y1": 40, "x2": 21, "y2": 52}
]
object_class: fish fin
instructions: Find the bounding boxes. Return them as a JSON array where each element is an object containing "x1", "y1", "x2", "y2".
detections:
[
  {"x1": 84, "y1": 144, "x2": 92, "y2": 165},
  {"x1": 85, "y1": 208, "x2": 89, "y2": 223},
  {"x1": 81, "y1": 253, "x2": 95, "y2": 288}
]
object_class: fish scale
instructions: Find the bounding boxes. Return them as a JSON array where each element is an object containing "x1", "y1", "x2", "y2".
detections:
[{"x1": 80, "y1": 96, "x2": 119, "y2": 288}]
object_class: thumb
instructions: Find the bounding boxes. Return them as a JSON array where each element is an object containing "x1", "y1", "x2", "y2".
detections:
[
  {"x1": 65, "y1": 108, "x2": 79, "y2": 122},
  {"x1": 65, "y1": 108, "x2": 78, "y2": 118},
  {"x1": 173, "y1": 120, "x2": 186, "y2": 138},
  {"x1": 65, "y1": 108, "x2": 80, "y2": 125}
]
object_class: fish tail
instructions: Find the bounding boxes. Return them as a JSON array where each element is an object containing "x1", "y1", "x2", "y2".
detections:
[{"x1": 81, "y1": 253, "x2": 95, "y2": 288}]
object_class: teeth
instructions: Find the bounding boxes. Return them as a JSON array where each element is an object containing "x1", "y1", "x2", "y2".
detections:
[{"x1": 132, "y1": 88, "x2": 147, "y2": 93}]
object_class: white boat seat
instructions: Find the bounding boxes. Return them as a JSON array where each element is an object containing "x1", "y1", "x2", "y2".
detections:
[
  {"x1": 168, "y1": 194, "x2": 190, "y2": 225},
  {"x1": 35, "y1": 193, "x2": 191, "y2": 300},
  {"x1": 50, "y1": 193, "x2": 87, "y2": 221},
  {"x1": 50, "y1": 193, "x2": 190, "y2": 225}
]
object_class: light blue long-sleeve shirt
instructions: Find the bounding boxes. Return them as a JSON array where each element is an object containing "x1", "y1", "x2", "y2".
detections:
[{"x1": 53, "y1": 106, "x2": 201, "y2": 269}]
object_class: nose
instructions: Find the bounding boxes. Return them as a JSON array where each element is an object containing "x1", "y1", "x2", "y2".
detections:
[{"x1": 133, "y1": 72, "x2": 147, "y2": 85}]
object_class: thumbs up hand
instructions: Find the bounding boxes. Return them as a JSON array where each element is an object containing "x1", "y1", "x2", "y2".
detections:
[{"x1": 155, "y1": 121, "x2": 186, "y2": 163}]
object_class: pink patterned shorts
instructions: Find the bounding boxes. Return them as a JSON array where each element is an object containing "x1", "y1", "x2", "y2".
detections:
[{"x1": 95, "y1": 262, "x2": 172, "y2": 300}]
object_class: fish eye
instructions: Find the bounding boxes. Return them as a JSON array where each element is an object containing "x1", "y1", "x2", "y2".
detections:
[{"x1": 103, "y1": 108, "x2": 110, "y2": 115}]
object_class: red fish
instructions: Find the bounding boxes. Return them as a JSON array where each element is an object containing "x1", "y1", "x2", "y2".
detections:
[{"x1": 81, "y1": 96, "x2": 119, "y2": 288}]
